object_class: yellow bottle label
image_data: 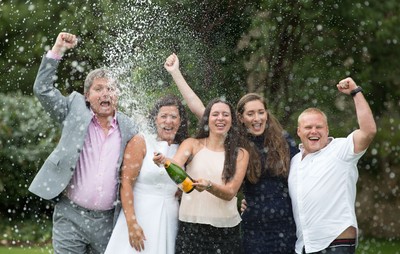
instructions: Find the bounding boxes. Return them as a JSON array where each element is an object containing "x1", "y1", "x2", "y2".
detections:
[{"x1": 179, "y1": 177, "x2": 194, "y2": 193}]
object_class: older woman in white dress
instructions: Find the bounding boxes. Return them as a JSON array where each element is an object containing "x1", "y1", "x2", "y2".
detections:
[{"x1": 105, "y1": 95, "x2": 188, "y2": 254}]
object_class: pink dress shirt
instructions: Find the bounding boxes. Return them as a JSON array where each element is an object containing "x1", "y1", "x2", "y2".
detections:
[{"x1": 66, "y1": 112, "x2": 122, "y2": 210}]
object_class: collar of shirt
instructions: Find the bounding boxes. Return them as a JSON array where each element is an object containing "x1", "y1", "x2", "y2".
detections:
[{"x1": 90, "y1": 109, "x2": 118, "y2": 130}]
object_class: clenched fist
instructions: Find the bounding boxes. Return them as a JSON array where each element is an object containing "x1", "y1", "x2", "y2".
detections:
[{"x1": 51, "y1": 32, "x2": 78, "y2": 56}]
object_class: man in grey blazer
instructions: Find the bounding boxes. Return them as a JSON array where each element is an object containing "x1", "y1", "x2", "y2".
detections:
[{"x1": 29, "y1": 32, "x2": 138, "y2": 254}]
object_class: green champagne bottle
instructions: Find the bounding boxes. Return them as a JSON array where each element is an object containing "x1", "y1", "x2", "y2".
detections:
[{"x1": 164, "y1": 160, "x2": 195, "y2": 193}]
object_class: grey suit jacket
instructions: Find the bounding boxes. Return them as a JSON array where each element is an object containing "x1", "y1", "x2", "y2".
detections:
[{"x1": 29, "y1": 56, "x2": 137, "y2": 221}]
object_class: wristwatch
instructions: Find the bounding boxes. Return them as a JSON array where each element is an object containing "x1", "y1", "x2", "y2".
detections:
[
  {"x1": 350, "y1": 86, "x2": 363, "y2": 97},
  {"x1": 206, "y1": 180, "x2": 213, "y2": 191}
]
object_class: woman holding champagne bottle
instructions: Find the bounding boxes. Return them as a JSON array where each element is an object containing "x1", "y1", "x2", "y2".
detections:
[
  {"x1": 164, "y1": 53, "x2": 298, "y2": 253},
  {"x1": 105, "y1": 95, "x2": 189, "y2": 254},
  {"x1": 153, "y1": 98, "x2": 254, "y2": 254}
]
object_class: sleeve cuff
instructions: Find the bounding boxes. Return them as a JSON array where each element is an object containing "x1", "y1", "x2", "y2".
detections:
[{"x1": 46, "y1": 50, "x2": 62, "y2": 60}]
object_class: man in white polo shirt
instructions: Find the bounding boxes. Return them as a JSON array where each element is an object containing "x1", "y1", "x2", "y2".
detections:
[{"x1": 288, "y1": 77, "x2": 377, "y2": 254}]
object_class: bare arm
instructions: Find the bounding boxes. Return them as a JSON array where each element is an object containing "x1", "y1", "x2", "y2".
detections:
[
  {"x1": 164, "y1": 53, "x2": 205, "y2": 119},
  {"x1": 153, "y1": 138, "x2": 195, "y2": 167},
  {"x1": 195, "y1": 148, "x2": 249, "y2": 201},
  {"x1": 337, "y1": 77, "x2": 377, "y2": 153},
  {"x1": 120, "y1": 135, "x2": 147, "y2": 251},
  {"x1": 153, "y1": 139, "x2": 249, "y2": 201}
]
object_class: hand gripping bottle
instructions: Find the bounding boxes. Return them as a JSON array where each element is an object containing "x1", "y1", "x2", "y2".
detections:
[{"x1": 164, "y1": 160, "x2": 195, "y2": 193}]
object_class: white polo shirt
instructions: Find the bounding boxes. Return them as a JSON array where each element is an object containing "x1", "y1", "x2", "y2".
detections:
[{"x1": 288, "y1": 132, "x2": 366, "y2": 253}]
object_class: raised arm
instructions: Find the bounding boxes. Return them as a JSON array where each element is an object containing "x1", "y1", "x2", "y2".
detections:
[
  {"x1": 164, "y1": 53, "x2": 205, "y2": 119},
  {"x1": 120, "y1": 134, "x2": 147, "y2": 251},
  {"x1": 33, "y1": 32, "x2": 78, "y2": 123},
  {"x1": 337, "y1": 77, "x2": 377, "y2": 153}
]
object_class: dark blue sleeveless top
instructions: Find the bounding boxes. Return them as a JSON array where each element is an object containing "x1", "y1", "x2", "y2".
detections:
[{"x1": 241, "y1": 132, "x2": 298, "y2": 253}]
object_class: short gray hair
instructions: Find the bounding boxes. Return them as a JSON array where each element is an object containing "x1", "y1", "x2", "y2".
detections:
[{"x1": 83, "y1": 68, "x2": 116, "y2": 93}]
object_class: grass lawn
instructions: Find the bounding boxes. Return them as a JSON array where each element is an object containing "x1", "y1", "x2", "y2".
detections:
[
  {"x1": 0, "y1": 246, "x2": 52, "y2": 254},
  {"x1": 0, "y1": 238, "x2": 399, "y2": 254},
  {"x1": 357, "y1": 238, "x2": 400, "y2": 254}
]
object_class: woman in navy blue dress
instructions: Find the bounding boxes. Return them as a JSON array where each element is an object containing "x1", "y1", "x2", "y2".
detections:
[{"x1": 237, "y1": 93, "x2": 298, "y2": 254}]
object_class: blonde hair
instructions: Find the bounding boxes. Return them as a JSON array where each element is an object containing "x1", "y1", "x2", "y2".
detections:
[{"x1": 298, "y1": 108, "x2": 328, "y2": 127}]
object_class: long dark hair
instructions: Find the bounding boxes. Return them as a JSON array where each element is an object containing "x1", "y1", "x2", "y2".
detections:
[
  {"x1": 237, "y1": 93, "x2": 290, "y2": 183},
  {"x1": 195, "y1": 98, "x2": 256, "y2": 183},
  {"x1": 149, "y1": 94, "x2": 189, "y2": 144}
]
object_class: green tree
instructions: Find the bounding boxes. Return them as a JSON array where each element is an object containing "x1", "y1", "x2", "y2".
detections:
[
  {"x1": 236, "y1": 0, "x2": 400, "y2": 124},
  {"x1": 0, "y1": 0, "x2": 117, "y2": 94},
  {"x1": 0, "y1": 93, "x2": 59, "y2": 219}
]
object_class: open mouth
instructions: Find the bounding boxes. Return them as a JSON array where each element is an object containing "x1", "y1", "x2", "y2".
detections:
[
  {"x1": 216, "y1": 123, "x2": 226, "y2": 129},
  {"x1": 163, "y1": 127, "x2": 174, "y2": 132},
  {"x1": 161, "y1": 125, "x2": 177, "y2": 135},
  {"x1": 252, "y1": 123, "x2": 263, "y2": 131},
  {"x1": 100, "y1": 101, "x2": 111, "y2": 107}
]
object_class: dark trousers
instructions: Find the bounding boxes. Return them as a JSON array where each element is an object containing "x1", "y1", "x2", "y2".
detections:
[{"x1": 175, "y1": 221, "x2": 242, "y2": 254}]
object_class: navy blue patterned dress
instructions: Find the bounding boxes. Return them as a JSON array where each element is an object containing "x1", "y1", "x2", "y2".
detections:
[{"x1": 241, "y1": 132, "x2": 298, "y2": 254}]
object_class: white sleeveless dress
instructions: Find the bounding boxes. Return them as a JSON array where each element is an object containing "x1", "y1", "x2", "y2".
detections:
[{"x1": 105, "y1": 137, "x2": 179, "y2": 254}]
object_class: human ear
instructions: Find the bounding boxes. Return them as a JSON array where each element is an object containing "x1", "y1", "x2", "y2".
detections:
[{"x1": 237, "y1": 113, "x2": 244, "y2": 123}]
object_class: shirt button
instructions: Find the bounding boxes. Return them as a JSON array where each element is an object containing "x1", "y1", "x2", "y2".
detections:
[{"x1": 159, "y1": 170, "x2": 164, "y2": 175}]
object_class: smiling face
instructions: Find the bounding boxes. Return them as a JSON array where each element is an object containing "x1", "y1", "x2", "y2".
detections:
[
  {"x1": 155, "y1": 105, "x2": 181, "y2": 144},
  {"x1": 239, "y1": 99, "x2": 268, "y2": 136},
  {"x1": 85, "y1": 77, "x2": 118, "y2": 119},
  {"x1": 208, "y1": 102, "x2": 232, "y2": 136},
  {"x1": 297, "y1": 110, "x2": 329, "y2": 156}
]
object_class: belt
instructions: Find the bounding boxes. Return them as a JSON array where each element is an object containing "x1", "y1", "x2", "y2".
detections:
[
  {"x1": 328, "y1": 238, "x2": 356, "y2": 247},
  {"x1": 302, "y1": 238, "x2": 356, "y2": 254}
]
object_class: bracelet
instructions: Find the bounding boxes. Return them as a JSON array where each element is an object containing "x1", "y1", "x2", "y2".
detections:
[
  {"x1": 350, "y1": 86, "x2": 363, "y2": 97},
  {"x1": 206, "y1": 180, "x2": 212, "y2": 191}
]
